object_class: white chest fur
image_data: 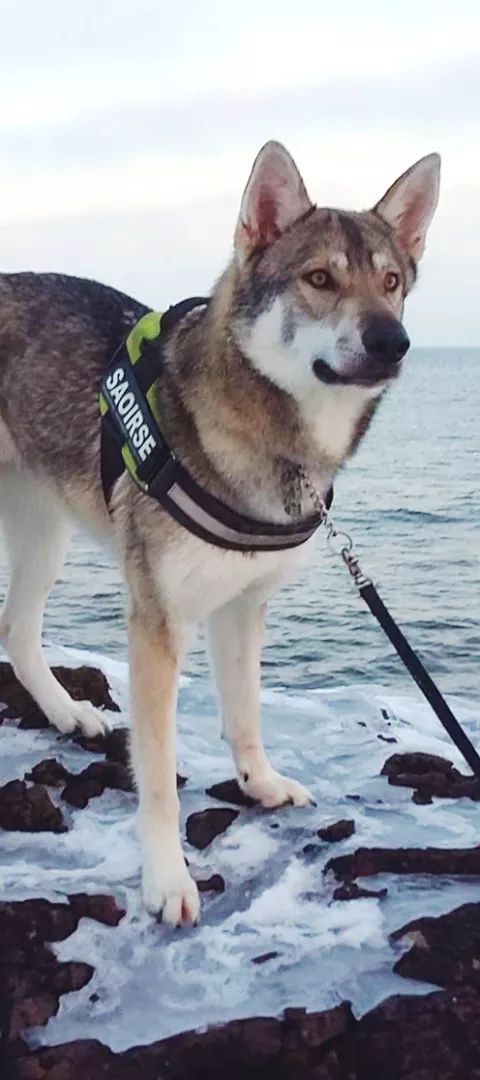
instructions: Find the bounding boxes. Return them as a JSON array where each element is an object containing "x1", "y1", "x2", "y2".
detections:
[{"x1": 154, "y1": 531, "x2": 315, "y2": 623}]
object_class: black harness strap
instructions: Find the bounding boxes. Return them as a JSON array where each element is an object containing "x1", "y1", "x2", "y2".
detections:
[{"x1": 99, "y1": 298, "x2": 332, "y2": 552}]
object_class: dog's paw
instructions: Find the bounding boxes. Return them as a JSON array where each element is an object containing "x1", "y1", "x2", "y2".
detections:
[
  {"x1": 50, "y1": 700, "x2": 109, "y2": 738},
  {"x1": 142, "y1": 862, "x2": 200, "y2": 927},
  {"x1": 240, "y1": 768, "x2": 315, "y2": 809}
]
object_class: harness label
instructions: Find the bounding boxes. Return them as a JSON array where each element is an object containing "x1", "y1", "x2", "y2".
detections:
[{"x1": 103, "y1": 363, "x2": 157, "y2": 464}]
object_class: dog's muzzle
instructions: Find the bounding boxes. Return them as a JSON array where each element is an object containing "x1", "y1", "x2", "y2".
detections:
[{"x1": 313, "y1": 316, "x2": 410, "y2": 387}]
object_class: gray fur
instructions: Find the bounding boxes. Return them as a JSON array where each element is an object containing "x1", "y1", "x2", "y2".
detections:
[{"x1": 0, "y1": 141, "x2": 439, "y2": 926}]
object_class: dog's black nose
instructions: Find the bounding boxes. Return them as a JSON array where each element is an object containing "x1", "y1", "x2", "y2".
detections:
[{"x1": 361, "y1": 317, "x2": 410, "y2": 367}]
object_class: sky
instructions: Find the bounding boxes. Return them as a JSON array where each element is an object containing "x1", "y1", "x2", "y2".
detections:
[{"x1": 1, "y1": 0, "x2": 479, "y2": 345}]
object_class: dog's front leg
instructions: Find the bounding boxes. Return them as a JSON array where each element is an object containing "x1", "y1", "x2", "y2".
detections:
[
  {"x1": 128, "y1": 605, "x2": 199, "y2": 926},
  {"x1": 208, "y1": 591, "x2": 315, "y2": 809}
]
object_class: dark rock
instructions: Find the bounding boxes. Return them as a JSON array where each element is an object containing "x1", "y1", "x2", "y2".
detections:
[
  {"x1": 73, "y1": 732, "x2": 108, "y2": 754},
  {"x1": 0, "y1": 895, "x2": 123, "y2": 1048},
  {"x1": 26, "y1": 760, "x2": 70, "y2": 786},
  {"x1": 74, "y1": 726, "x2": 129, "y2": 761},
  {"x1": 0, "y1": 663, "x2": 120, "y2": 730},
  {"x1": 0, "y1": 781, "x2": 66, "y2": 833},
  {"x1": 104, "y1": 727, "x2": 129, "y2": 763},
  {"x1": 412, "y1": 789, "x2": 433, "y2": 805},
  {"x1": 382, "y1": 751, "x2": 456, "y2": 777},
  {"x1": 6, "y1": 991, "x2": 61, "y2": 1041},
  {"x1": 0, "y1": 894, "x2": 124, "y2": 950},
  {"x1": 333, "y1": 882, "x2": 388, "y2": 901},
  {"x1": 196, "y1": 874, "x2": 225, "y2": 894},
  {"x1": 61, "y1": 761, "x2": 133, "y2": 809},
  {"x1": 392, "y1": 902, "x2": 480, "y2": 989},
  {"x1": 381, "y1": 751, "x2": 480, "y2": 802},
  {"x1": 10, "y1": 1039, "x2": 115, "y2": 1079},
  {"x1": 0, "y1": 900, "x2": 76, "y2": 949},
  {"x1": 377, "y1": 734, "x2": 397, "y2": 744},
  {"x1": 10, "y1": 1002, "x2": 352, "y2": 1078},
  {"x1": 60, "y1": 760, "x2": 184, "y2": 809},
  {"x1": 251, "y1": 951, "x2": 280, "y2": 965},
  {"x1": 68, "y1": 894, "x2": 125, "y2": 927},
  {"x1": 186, "y1": 808, "x2": 239, "y2": 850},
  {"x1": 318, "y1": 819, "x2": 355, "y2": 843},
  {"x1": 390, "y1": 771, "x2": 480, "y2": 800},
  {"x1": 53, "y1": 666, "x2": 119, "y2": 712},
  {"x1": 326, "y1": 845, "x2": 480, "y2": 882},
  {"x1": 11, "y1": 988, "x2": 480, "y2": 1078},
  {"x1": 62, "y1": 777, "x2": 104, "y2": 809},
  {"x1": 302, "y1": 843, "x2": 321, "y2": 855},
  {"x1": 350, "y1": 986, "x2": 480, "y2": 1079},
  {"x1": 206, "y1": 779, "x2": 256, "y2": 808}
]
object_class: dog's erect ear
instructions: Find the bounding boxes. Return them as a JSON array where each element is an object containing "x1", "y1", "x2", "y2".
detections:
[
  {"x1": 235, "y1": 141, "x2": 312, "y2": 261},
  {"x1": 374, "y1": 153, "x2": 441, "y2": 262}
]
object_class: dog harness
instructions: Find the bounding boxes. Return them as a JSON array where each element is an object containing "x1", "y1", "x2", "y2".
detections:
[{"x1": 99, "y1": 297, "x2": 333, "y2": 552}]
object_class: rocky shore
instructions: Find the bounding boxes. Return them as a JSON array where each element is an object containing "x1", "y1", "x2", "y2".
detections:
[{"x1": 1, "y1": 663, "x2": 480, "y2": 1079}]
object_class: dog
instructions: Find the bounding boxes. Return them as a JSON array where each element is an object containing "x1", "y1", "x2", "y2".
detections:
[{"x1": 0, "y1": 141, "x2": 440, "y2": 925}]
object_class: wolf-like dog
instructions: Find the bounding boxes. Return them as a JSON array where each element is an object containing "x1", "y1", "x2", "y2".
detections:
[{"x1": 0, "y1": 142, "x2": 440, "y2": 925}]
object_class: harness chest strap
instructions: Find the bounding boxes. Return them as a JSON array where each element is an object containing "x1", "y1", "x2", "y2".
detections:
[{"x1": 99, "y1": 298, "x2": 333, "y2": 552}]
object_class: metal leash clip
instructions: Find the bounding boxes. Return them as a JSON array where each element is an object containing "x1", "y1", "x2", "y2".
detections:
[
  {"x1": 314, "y1": 491, "x2": 372, "y2": 591},
  {"x1": 298, "y1": 466, "x2": 371, "y2": 589}
]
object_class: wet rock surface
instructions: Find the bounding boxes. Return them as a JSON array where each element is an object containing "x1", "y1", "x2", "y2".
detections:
[
  {"x1": 73, "y1": 725, "x2": 129, "y2": 759},
  {"x1": 349, "y1": 986, "x2": 480, "y2": 1080},
  {"x1": 8, "y1": 988, "x2": 480, "y2": 1079},
  {"x1": 382, "y1": 750, "x2": 480, "y2": 801},
  {"x1": 186, "y1": 807, "x2": 239, "y2": 850},
  {"x1": 392, "y1": 902, "x2": 480, "y2": 988},
  {"x1": 317, "y1": 819, "x2": 356, "y2": 843},
  {"x1": 0, "y1": 662, "x2": 119, "y2": 729},
  {"x1": 7, "y1": 1002, "x2": 353, "y2": 1079},
  {"x1": 326, "y1": 844, "x2": 480, "y2": 881},
  {"x1": 61, "y1": 760, "x2": 133, "y2": 808},
  {"x1": 0, "y1": 781, "x2": 66, "y2": 832},
  {"x1": 196, "y1": 874, "x2": 226, "y2": 894},
  {"x1": 251, "y1": 950, "x2": 280, "y2": 964},
  {"x1": 332, "y1": 882, "x2": 388, "y2": 902},
  {"x1": 27, "y1": 759, "x2": 71, "y2": 786},
  {"x1": 27, "y1": 754, "x2": 186, "y2": 808},
  {"x1": 206, "y1": 779, "x2": 256, "y2": 808},
  {"x1": 27, "y1": 757, "x2": 133, "y2": 809},
  {"x1": 0, "y1": 895, "x2": 124, "y2": 1051}
]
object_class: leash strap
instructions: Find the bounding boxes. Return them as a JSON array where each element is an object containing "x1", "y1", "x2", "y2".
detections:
[
  {"x1": 99, "y1": 299, "x2": 331, "y2": 552},
  {"x1": 359, "y1": 581, "x2": 480, "y2": 777},
  {"x1": 320, "y1": 505, "x2": 480, "y2": 780}
]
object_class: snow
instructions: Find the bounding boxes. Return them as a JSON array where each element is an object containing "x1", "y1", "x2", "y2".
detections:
[{"x1": 1, "y1": 643, "x2": 479, "y2": 1051}]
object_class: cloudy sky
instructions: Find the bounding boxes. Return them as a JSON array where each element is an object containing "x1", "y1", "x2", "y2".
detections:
[{"x1": 1, "y1": 0, "x2": 479, "y2": 344}]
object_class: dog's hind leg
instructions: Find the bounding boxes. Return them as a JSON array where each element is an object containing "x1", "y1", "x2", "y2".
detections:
[
  {"x1": 0, "y1": 471, "x2": 107, "y2": 736},
  {"x1": 208, "y1": 589, "x2": 315, "y2": 809}
]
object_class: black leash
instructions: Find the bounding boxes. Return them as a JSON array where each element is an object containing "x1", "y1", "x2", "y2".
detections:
[{"x1": 319, "y1": 501, "x2": 480, "y2": 780}]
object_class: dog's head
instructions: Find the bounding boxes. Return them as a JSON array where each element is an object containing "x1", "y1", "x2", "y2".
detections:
[{"x1": 232, "y1": 141, "x2": 440, "y2": 414}]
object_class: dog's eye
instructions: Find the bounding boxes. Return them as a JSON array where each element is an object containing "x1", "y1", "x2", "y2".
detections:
[
  {"x1": 304, "y1": 269, "x2": 334, "y2": 290},
  {"x1": 384, "y1": 271, "x2": 400, "y2": 293}
]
